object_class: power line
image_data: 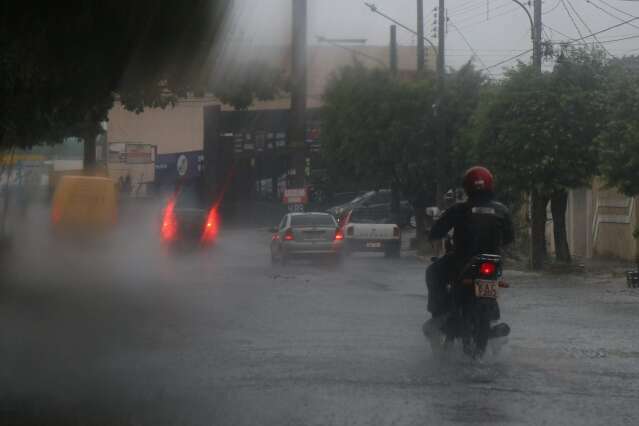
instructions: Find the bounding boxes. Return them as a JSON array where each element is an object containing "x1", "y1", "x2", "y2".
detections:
[
  {"x1": 597, "y1": 0, "x2": 637, "y2": 18},
  {"x1": 570, "y1": 15, "x2": 639, "y2": 42},
  {"x1": 448, "y1": 19, "x2": 495, "y2": 78},
  {"x1": 547, "y1": 33, "x2": 639, "y2": 48},
  {"x1": 316, "y1": 36, "x2": 387, "y2": 68},
  {"x1": 451, "y1": 0, "x2": 511, "y2": 21},
  {"x1": 543, "y1": 23, "x2": 577, "y2": 39},
  {"x1": 363, "y1": 2, "x2": 438, "y2": 53},
  {"x1": 561, "y1": 0, "x2": 586, "y2": 40},
  {"x1": 448, "y1": 0, "x2": 480, "y2": 13},
  {"x1": 481, "y1": 48, "x2": 533, "y2": 70},
  {"x1": 565, "y1": 0, "x2": 614, "y2": 55},
  {"x1": 456, "y1": 6, "x2": 524, "y2": 31},
  {"x1": 586, "y1": 0, "x2": 639, "y2": 30},
  {"x1": 543, "y1": 0, "x2": 562, "y2": 14}
]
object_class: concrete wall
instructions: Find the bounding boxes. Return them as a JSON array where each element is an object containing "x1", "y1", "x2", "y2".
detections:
[{"x1": 107, "y1": 100, "x2": 209, "y2": 155}]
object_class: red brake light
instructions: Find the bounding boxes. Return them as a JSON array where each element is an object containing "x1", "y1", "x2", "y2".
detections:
[
  {"x1": 201, "y1": 207, "x2": 219, "y2": 242},
  {"x1": 479, "y1": 262, "x2": 497, "y2": 277},
  {"x1": 52, "y1": 207, "x2": 61, "y2": 224},
  {"x1": 284, "y1": 228, "x2": 294, "y2": 241},
  {"x1": 161, "y1": 199, "x2": 177, "y2": 241},
  {"x1": 334, "y1": 228, "x2": 344, "y2": 241}
]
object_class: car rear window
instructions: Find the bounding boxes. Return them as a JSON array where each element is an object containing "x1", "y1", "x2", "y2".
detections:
[
  {"x1": 290, "y1": 214, "x2": 336, "y2": 227},
  {"x1": 176, "y1": 188, "x2": 204, "y2": 209},
  {"x1": 349, "y1": 207, "x2": 390, "y2": 224}
]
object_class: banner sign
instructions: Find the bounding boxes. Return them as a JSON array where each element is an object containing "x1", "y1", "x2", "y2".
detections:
[{"x1": 283, "y1": 188, "x2": 308, "y2": 205}]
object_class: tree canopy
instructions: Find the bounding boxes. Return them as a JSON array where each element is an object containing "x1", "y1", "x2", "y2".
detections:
[
  {"x1": 321, "y1": 63, "x2": 484, "y2": 201},
  {"x1": 471, "y1": 52, "x2": 606, "y2": 197},
  {"x1": 1, "y1": 1, "x2": 231, "y2": 149},
  {"x1": 598, "y1": 56, "x2": 639, "y2": 196}
]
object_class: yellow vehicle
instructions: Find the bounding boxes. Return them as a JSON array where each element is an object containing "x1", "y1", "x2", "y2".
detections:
[{"x1": 51, "y1": 175, "x2": 117, "y2": 233}]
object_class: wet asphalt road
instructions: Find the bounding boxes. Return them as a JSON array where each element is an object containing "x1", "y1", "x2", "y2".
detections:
[{"x1": 2, "y1": 207, "x2": 639, "y2": 425}]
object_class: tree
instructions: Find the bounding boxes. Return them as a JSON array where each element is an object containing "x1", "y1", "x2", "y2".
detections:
[
  {"x1": 598, "y1": 56, "x2": 639, "y2": 196},
  {"x1": 1, "y1": 1, "x2": 231, "y2": 159},
  {"x1": 470, "y1": 49, "x2": 606, "y2": 268},
  {"x1": 321, "y1": 63, "x2": 485, "y2": 243},
  {"x1": 321, "y1": 65, "x2": 436, "y2": 198}
]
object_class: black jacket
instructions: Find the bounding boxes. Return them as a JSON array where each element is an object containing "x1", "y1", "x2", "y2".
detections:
[{"x1": 429, "y1": 193, "x2": 515, "y2": 260}]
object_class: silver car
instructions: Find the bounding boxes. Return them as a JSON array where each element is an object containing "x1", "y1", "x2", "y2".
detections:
[{"x1": 270, "y1": 212, "x2": 344, "y2": 265}]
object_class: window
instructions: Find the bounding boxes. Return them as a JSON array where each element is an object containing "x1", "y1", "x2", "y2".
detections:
[{"x1": 290, "y1": 214, "x2": 336, "y2": 227}]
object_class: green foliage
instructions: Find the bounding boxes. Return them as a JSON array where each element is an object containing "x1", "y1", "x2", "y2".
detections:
[
  {"x1": 321, "y1": 63, "x2": 484, "y2": 199},
  {"x1": 470, "y1": 49, "x2": 607, "y2": 198},
  {"x1": 212, "y1": 62, "x2": 288, "y2": 111},
  {"x1": 598, "y1": 56, "x2": 639, "y2": 196},
  {"x1": 1, "y1": 1, "x2": 231, "y2": 148}
]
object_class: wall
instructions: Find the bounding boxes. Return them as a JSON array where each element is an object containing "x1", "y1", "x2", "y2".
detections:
[
  {"x1": 548, "y1": 182, "x2": 638, "y2": 262},
  {"x1": 107, "y1": 100, "x2": 209, "y2": 155}
]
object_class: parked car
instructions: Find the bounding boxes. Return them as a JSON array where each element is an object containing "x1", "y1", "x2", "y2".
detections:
[
  {"x1": 270, "y1": 212, "x2": 344, "y2": 265},
  {"x1": 341, "y1": 206, "x2": 401, "y2": 258},
  {"x1": 160, "y1": 187, "x2": 217, "y2": 248},
  {"x1": 326, "y1": 189, "x2": 414, "y2": 228}
]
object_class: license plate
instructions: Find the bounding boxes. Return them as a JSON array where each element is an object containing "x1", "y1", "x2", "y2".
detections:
[
  {"x1": 475, "y1": 280, "x2": 498, "y2": 299},
  {"x1": 303, "y1": 231, "x2": 324, "y2": 240},
  {"x1": 366, "y1": 242, "x2": 381, "y2": 248}
]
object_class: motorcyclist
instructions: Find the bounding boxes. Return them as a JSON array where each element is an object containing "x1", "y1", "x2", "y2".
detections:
[{"x1": 423, "y1": 166, "x2": 515, "y2": 336}]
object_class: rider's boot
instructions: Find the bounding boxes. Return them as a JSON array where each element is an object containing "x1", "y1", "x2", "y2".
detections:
[{"x1": 489, "y1": 322, "x2": 510, "y2": 338}]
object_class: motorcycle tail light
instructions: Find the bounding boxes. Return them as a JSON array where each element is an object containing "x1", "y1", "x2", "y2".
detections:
[
  {"x1": 284, "y1": 228, "x2": 294, "y2": 241},
  {"x1": 479, "y1": 261, "x2": 497, "y2": 277},
  {"x1": 334, "y1": 228, "x2": 344, "y2": 241}
]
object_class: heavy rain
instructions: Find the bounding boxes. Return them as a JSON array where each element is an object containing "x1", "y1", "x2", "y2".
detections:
[{"x1": 2, "y1": 1, "x2": 639, "y2": 425}]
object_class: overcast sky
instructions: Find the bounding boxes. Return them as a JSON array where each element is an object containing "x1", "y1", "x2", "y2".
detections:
[{"x1": 227, "y1": 0, "x2": 639, "y2": 77}]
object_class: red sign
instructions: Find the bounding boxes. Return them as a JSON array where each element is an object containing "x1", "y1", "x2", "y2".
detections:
[{"x1": 283, "y1": 188, "x2": 308, "y2": 205}]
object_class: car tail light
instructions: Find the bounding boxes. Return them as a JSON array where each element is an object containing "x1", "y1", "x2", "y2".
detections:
[
  {"x1": 283, "y1": 228, "x2": 294, "y2": 241},
  {"x1": 346, "y1": 226, "x2": 354, "y2": 236},
  {"x1": 479, "y1": 262, "x2": 497, "y2": 277},
  {"x1": 334, "y1": 228, "x2": 344, "y2": 241},
  {"x1": 161, "y1": 199, "x2": 177, "y2": 241},
  {"x1": 393, "y1": 226, "x2": 400, "y2": 238},
  {"x1": 201, "y1": 207, "x2": 219, "y2": 242},
  {"x1": 52, "y1": 207, "x2": 61, "y2": 224}
]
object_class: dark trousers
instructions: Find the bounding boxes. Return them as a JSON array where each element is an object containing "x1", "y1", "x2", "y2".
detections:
[{"x1": 426, "y1": 254, "x2": 457, "y2": 317}]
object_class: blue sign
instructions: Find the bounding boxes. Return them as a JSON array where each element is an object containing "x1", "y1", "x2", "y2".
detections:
[{"x1": 155, "y1": 150, "x2": 204, "y2": 186}]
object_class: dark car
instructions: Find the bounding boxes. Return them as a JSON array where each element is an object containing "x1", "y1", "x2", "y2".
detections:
[
  {"x1": 327, "y1": 190, "x2": 414, "y2": 227},
  {"x1": 160, "y1": 187, "x2": 217, "y2": 247}
]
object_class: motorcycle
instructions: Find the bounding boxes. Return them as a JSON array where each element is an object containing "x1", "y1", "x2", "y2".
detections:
[{"x1": 428, "y1": 253, "x2": 511, "y2": 359}]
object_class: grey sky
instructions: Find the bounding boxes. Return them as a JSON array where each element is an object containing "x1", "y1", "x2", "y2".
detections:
[{"x1": 227, "y1": 0, "x2": 639, "y2": 76}]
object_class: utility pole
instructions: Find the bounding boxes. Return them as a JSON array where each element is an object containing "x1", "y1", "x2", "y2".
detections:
[
  {"x1": 417, "y1": 0, "x2": 425, "y2": 73},
  {"x1": 434, "y1": 0, "x2": 446, "y2": 208},
  {"x1": 390, "y1": 25, "x2": 398, "y2": 76},
  {"x1": 437, "y1": 0, "x2": 445, "y2": 83},
  {"x1": 533, "y1": 0, "x2": 542, "y2": 72},
  {"x1": 289, "y1": 0, "x2": 307, "y2": 189}
]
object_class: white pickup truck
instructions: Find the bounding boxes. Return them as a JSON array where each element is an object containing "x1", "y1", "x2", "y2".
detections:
[{"x1": 341, "y1": 207, "x2": 401, "y2": 258}]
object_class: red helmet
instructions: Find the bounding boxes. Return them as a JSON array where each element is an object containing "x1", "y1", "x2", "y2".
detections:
[{"x1": 463, "y1": 166, "x2": 494, "y2": 194}]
